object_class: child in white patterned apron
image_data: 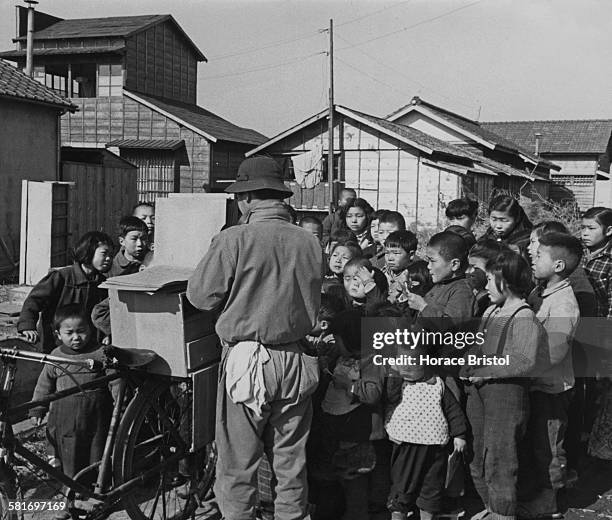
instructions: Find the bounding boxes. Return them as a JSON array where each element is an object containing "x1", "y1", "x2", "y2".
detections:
[{"x1": 385, "y1": 343, "x2": 467, "y2": 520}]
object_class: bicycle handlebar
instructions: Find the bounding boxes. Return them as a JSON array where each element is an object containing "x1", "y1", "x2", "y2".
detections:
[{"x1": 0, "y1": 347, "x2": 102, "y2": 371}]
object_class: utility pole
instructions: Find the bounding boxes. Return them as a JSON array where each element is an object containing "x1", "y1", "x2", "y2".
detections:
[
  {"x1": 24, "y1": 0, "x2": 38, "y2": 77},
  {"x1": 327, "y1": 18, "x2": 335, "y2": 215}
]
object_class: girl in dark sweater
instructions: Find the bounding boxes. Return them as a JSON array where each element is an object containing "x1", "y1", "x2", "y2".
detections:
[{"x1": 18, "y1": 231, "x2": 113, "y2": 353}]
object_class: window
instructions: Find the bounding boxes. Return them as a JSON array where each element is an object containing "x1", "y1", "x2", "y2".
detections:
[{"x1": 97, "y1": 63, "x2": 123, "y2": 97}]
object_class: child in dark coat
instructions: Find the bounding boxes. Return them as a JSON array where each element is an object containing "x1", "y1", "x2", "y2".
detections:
[
  {"x1": 18, "y1": 232, "x2": 114, "y2": 353},
  {"x1": 29, "y1": 305, "x2": 114, "y2": 517}
]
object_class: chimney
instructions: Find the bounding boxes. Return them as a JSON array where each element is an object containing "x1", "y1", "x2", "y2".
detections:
[
  {"x1": 24, "y1": 0, "x2": 38, "y2": 77},
  {"x1": 534, "y1": 132, "x2": 542, "y2": 156}
]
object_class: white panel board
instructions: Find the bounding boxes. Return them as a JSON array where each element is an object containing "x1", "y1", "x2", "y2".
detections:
[
  {"x1": 153, "y1": 194, "x2": 230, "y2": 269},
  {"x1": 20, "y1": 181, "x2": 53, "y2": 285}
]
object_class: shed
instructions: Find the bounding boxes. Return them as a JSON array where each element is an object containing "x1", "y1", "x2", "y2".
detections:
[
  {"x1": 0, "y1": 59, "x2": 76, "y2": 273},
  {"x1": 246, "y1": 105, "x2": 535, "y2": 229}
]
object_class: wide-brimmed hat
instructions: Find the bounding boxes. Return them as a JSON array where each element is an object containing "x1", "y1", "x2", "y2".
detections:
[{"x1": 225, "y1": 156, "x2": 293, "y2": 197}]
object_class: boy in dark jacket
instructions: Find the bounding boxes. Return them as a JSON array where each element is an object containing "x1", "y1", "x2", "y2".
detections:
[{"x1": 108, "y1": 216, "x2": 151, "y2": 277}]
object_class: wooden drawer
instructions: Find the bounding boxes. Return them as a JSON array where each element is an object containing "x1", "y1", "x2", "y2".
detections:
[{"x1": 186, "y1": 334, "x2": 221, "y2": 372}]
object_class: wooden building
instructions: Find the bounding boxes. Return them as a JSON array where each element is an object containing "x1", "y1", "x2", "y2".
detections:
[
  {"x1": 482, "y1": 120, "x2": 612, "y2": 210},
  {"x1": 0, "y1": 8, "x2": 267, "y2": 202},
  {"x1": 386, "y1": 97, "x2": 559, "y2": 200},
  {"x1": 247, "y1": 105, "x2": 542, "y2": 229},
  {"x1": 0, "y1": 59, "x2": 76, "y2": 273}
]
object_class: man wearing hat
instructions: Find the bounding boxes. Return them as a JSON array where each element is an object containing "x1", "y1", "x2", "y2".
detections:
[{"x1": 187, "y1": 156, "x2": 322, "y2": 520}]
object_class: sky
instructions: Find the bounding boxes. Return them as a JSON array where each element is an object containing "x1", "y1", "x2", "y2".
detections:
[{"x1": 1, "y1": 0, "x2": 611, "y2": 138}]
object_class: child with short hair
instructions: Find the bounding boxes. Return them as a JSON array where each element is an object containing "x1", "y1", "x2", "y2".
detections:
[
  {"x1": 579, "y1": 207, "x2": 612, "y2": 461},
  {"x1": 323, "y1": 188, "x2": 357, "y2": 245},
  {"x1": 132, "y1": 202, "x2": 155, "y2": 243},
  {"x1": 377, "y1": 211, "x2": 407, "y2": 245},
  {"x1": 109, "y1": 216, "x2": 151, "y2": 277},
  {"x1": 467, "y1": 240, "x2": 510, "y2": 317},
  {"x1": 29, "y1": 305, "x2": 113, "y2": 517},
  {"x1": 343, "y1": 257, "x2": 388, "y2": 313},
  {"x1": 445, "y1": 198, "x2": 479, "y2": 231},
  {"x1": 18, "y1": 231, "x2": 114, "y2": 353},
  {"x1": 300, "y1": 215, "x2": 324, "y2": 243},
  {"x1": 383, "y1": 230, "x2": 418, "y2": 304},
  {"x1": 445, "y1": 225, "x2": 476, "y2": 249},
  {"x1": 460, "y1": 250, "x2": 546, "y2": 520},
  {"x1": 520, "y1": 232, "x2": 582, "y2": 517},
  {"x1": 323, "y1": 241, "x2": 362, "y2": 294},
  {"x1": 482, "y1": 195, "x2": 533, "y2": 258},
  {"x1": 405, "y1": 231, "x2": 475, "y2": 336},
  {"x1": 385, "y1": 343, "x2": 467, "y2": 520}
]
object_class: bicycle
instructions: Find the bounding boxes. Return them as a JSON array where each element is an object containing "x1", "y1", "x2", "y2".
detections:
[{"x1": 0, "y1": 338, "x2": 217, "y2": 520}]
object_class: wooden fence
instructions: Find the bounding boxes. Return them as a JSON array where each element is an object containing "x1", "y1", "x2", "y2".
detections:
[{"x1": 62, "y1": 161, "x2": 138, "y2": 247}]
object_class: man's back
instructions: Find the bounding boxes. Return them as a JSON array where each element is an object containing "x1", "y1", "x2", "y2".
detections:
[{"x1": 187, "y1": 202, "x2": 322, "y2": 344}]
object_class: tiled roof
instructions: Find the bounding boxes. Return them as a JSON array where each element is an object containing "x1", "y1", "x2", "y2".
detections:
[
  {"x1": 107, "y1": 138, "x2": 185, "y2": 151},
  {"x1": 0, "y1": 44, "x2": 125, "y2": 59},
  {"x1": 0, "y1": 59, "x2": 76, "y2": 110},
  {"x1": 482, "y1": 120, "x2": 612, "y2": 155},
  {"x1": 16, "y1": 15, "x2": 167, "y2": 40},
  {"x1": 388, "y1": 97, "x2": 557, "y2": 169},
  {"x1": 127, "y1": 91, "x2": 268, "y2": 146},
  {"x1": 12, "y1": 14, "x2": 206, "y2": 61}
]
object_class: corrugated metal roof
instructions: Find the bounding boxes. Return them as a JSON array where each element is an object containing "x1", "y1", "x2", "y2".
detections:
[
  {"x1": 0, "y1": 59, "x2": 76, "y2": 110},
  {"x1": 0, "y1": 44, "x2": 125, "y2": 59},
  {"x1": 482, "y1": 120, "x2": 612, "y2": 155},
  {"x1": 127, "y1": 91, "x2": 268, "y2": 146},
  {"x1": 106, "y1": 138, "x2": 185, "y2": 150}
]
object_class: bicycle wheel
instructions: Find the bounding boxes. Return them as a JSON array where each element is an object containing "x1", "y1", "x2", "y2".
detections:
[
  {"x1": 113, "y1": 379, "x2": 215, "y2": 520},
  {"x1": 0, "y1": 461, "x2": 22, "y2": 520}
]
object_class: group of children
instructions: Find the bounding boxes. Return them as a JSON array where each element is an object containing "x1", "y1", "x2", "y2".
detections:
[
  {"x1": 291, "y1": 190, "x2": 612, "y2": 520},
  {"x1": 17, "y1": 203, "x2": 155, "y2": 517},
  {"x1": 15, "y1": 187, "x2": 612, "y2": 520}
]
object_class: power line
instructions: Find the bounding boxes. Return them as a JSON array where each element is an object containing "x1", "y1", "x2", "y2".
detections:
[
  {"x1": 336, "y1": 0, "x2": 415, "y2": 28},
  {"x1": 337, "y1": 0, "x2": 485, "y2": 51},
  {"x1": 335, "y1": 33, "x2": 479, "y2": 114},
  {"x1": 335, "y1": 56, "x2": 407, "y2": 97},
  {"x1": 208, "y1": 31, "x2": 321, "y2": 61},
  {"x1": 206, "y1": 0, "x2": 415, "y2": 62},
  {"x1": 199, "y1": 51, "x2": 325, "y2": 81}
]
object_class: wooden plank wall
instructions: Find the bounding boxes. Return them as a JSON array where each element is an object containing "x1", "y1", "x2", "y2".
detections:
[
  {"x1": 124, "y1": 21, "x2": 198, "y2": 104},
  {"x1": 120, "y1": 149, "x2": 176, "y2": 202},
  {"x1": 61, "y1": 96, "x2": 210, "y2": 195},
  {"x1": 62, "y1": 162, "x2": 138, "y2": 248}
]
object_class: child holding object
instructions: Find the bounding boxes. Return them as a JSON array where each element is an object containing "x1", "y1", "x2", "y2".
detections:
[
  {"x1": 461, "y1": 251, "x2": 546, "y2": 520},
  {"x1": 385, "y1": 342, "x2": 467, "y2": 520},
  {"x1": 29, "y1": 305, "x2": 114, "y2": 518},
  {"x1": 18, "y1": 231, "x2": 113, "y2": 353}
]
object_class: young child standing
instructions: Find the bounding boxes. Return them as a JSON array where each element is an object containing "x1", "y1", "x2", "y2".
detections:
[
  {"x1": 108, "y1": 216, "x2": 151, "y2": 277},
  {"x1": 29, "y1": 305, "x2": 113, "y2": 516},
  {"x1": 385, "y1": 344, "x2": 467, "y2": 520},
  {"x1": 482, "y1": 195, "x2": 533, "y2": 258},
  {"x1": 132, "y1": 202, "x2": 155, "y2": 248},
  {"x1": 461, "y1": 250, "x2": 546, "y2": 520},
  {"x1": 383, "y1": 230, "x2": 418, "y2": 304},
  {"x1": 406, "y1": 231, "x2": 475, "y2": 338},
  {"x1": 521, "y1": 232, "x2": 582, "y2": 517},
  {"x1": 300, "y1": 215, "x2": 324, "y2": 243},
  {"x1": 18, "y1": 232, "x2": 113, "y2": 353},
  {"x1": 579, "y1": 207, "x2": 612, "y2": 460},
  {"x1": 370, "y1": 209, "x2": 390, "y2": 268}
]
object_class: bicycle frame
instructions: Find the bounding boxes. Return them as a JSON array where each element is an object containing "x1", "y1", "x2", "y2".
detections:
[{"x1": 0, "y1": 347, "x2": 188, "y2": 519}]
